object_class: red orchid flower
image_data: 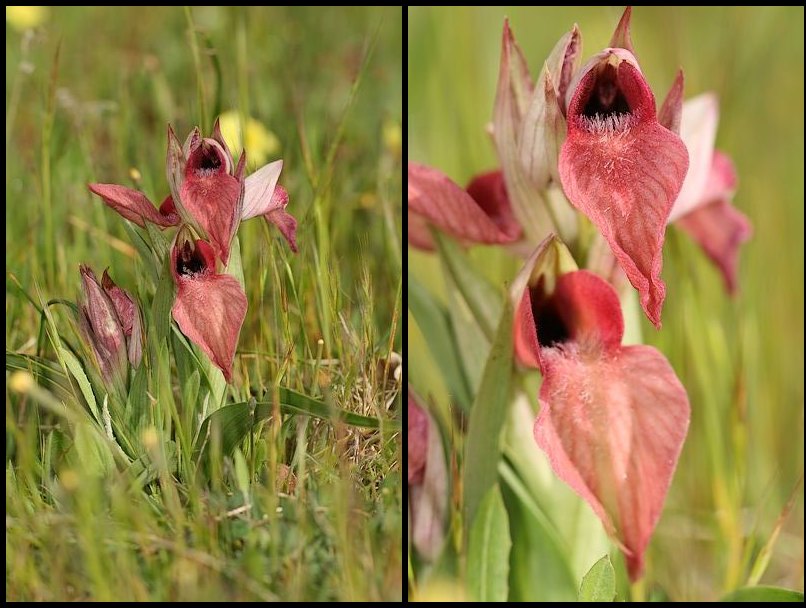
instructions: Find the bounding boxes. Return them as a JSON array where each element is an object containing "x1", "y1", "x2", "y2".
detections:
[
  {"x1": 660, "y1": 88, "x2": 752, "y2": 294},
  {"x1": 407, "y1": 162, "x2": 521, "y2": 250},
  {"x1": 408, "y1": 387, "x2": 448, "y2": 561},
  {"x1": 170, "y1": 227, "x2": 247, "y2": 382},
  {"x1": 559, "y1": 8, "x2": 689, "y2": 328},
  {"x1": 88, "y1": 118, "x2": 296, "y2": 263},
  {"x1": 512, "y1": 238, "x2": 690, "y2": 581},
  {"x1": 78, "y1": 265, "x2": 142, "y2": 387}
]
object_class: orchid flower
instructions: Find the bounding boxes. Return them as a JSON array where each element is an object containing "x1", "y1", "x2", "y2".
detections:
[
  {"x1": 89, "y1": 118, "x2": 297, "y2": 262},
  {"x1": 558, "y1": 8, "x2": 689, "y2": 328},
  {"x1": 170, "y1": 227, "x2": 247, "y2": 382},
  {"x1": 511, "y1": 237, "x2": 690, "y2": 581},
  {"x1": 661, "y1": 90, "x2": 752, "y2": 294},
  {"x1": 78, "y1": 265, "x2": 142, "y2": 388},
  {"x1": 408, "y1": 162, "x2": 521, "y2": 250},
  {"x1": 408, "y1": 387, "x2": 448, "y2": 561}
]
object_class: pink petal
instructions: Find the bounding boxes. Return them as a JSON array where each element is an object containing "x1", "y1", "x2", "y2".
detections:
[
  {"x1": 676, "y1": 197, "x2": 751, "y2": 295},
  {"x1": 408, "y1": 388, "x2": 429, "y2": 486},
  {"x1": 88, "y1": 183, "x2": 179, "y2": 228},
  {"x1": 101, "y1": 269, "x2": 136, "y2": 336},
  {"x1": 212, "y1": 117, "x2": 234, "y2": 165},
  {"x1": 181, "y1": 139, "x2": 243, "y2": 264},
  {"x1": 609, "y1": 6, "x2": 636, "y2": 55},
  {"x1": 265, "y1": 208, "x2": 298, "y2": 253},
  {"x1": 658, "y1": 70, "x2": 684, "y2": 136},
  {"x1": 409, "y1": 389, "x2": 448, "y2": 561},
  {"x1": 465, "y1": 170, "x2": 522, "y2": 240},
  {"x1": 408, "y1": 162, "x2": 521, "y2": 246},
  {"x1": 560, "y1": 53, "x2": 689, "y2": 327},
  {"x1": 242, "y1": 159, "x2": 284, "y2": 220},
  {"x1": 668, "y1": 94, "x2": 719, "y2": 222},
  {"x1": 408, "y1": 208, "x2": 436, "y2": 251},
  {"x1": 534, "y1": 343, "x2": 690, "y2": 581},
  {"x1": 171, "y1": 237, "x2": 247, "y2": 382},
  {"x1": 103, "y1": 268, "x2": 144, "y2": 369}
]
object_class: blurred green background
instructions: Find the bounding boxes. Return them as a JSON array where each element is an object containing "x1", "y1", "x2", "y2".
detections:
[{"x1": 409, "y1": 6, "x2": 803, "y2": 601}]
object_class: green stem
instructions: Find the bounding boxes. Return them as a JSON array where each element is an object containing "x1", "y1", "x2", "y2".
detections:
[{"x1": 184, "y1": 6, "x2": 207, "y2": 128}]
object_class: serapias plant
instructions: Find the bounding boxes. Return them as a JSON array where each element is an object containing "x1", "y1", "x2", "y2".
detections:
[
  {"x1": 89, "y1": 120, "x2": 295, "y2": 381},
  {"x1": 408, "y1": 6, "x2": 752, "y2": 589}
]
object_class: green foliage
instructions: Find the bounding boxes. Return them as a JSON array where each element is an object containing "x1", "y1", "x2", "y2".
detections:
[
  {"x1": 578, "y1": 555, "x2": 616, "y2": 602},
  {"x1": 720, "y1": 586, "x2": 805, "y2": 603},
  {"x1": 467, "y1": 485, "x2": 511, "y2": 602}
]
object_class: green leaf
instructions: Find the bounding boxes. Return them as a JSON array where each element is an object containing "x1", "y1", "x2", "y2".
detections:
[
  {"x1": 233, "y1": 448, "x2": 250, "y2": 500},
  {"x1": 443, "y1": 265, "x2": 491, "y2": 398},
  {"x1": 121, "y1": 221, "x2": 159, "y2": 284},
  {"x1": 578, "y1": 555, "x2": 616, "y2": 602},
  {"x1": 720, "y1": 586, "x2": 804, "y2": 602},
  {"x1": 499, "y1": 461, "x2": 577, "y2": 602},
  {"x1": 467, "y1": 484, "x2": 511, "y2": 602},
  {"x1": 150, "y1": 255, "x2": 176, "y2": 346},
  {"x1": 434, "y1": 231, "x2": 502, "y2": 341},
  {"x1": 192, "y1": 387, "x2": 395, "y2": 462},
  {"x1": 463, "y1": 297, "x2": 513, "y2": 526},
  {"x1": 71, "y1": 423, "x2": 115, "y2": 476},
  {"x1": 408, "y1": 274, "x2": 471, "y2": 408},
  {"x1": 57, "y1": 346, "x2": 99, "y2": 424}
]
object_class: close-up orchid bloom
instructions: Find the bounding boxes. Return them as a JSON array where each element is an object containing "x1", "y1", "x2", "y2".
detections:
[
  {"x1": 170, "y1": 227, "x2": 247, "y2": 382},
  {"x1": 407, "y1": 6, "x2": 806, "y2": 603},
  {"x1": 89, "y1": 118, "x2": 297, "y2": 261},
  {"x1": 511, "y1": 238, "x2": 690, "y2": 581}
]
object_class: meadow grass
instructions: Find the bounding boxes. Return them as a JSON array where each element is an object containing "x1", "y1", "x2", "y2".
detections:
[
  {"x1": 6, "y1": 6, "x2": 402, "y2": 601},
  {"x1": 408, "y1": 6, "x2": 803, "y2": 602}
]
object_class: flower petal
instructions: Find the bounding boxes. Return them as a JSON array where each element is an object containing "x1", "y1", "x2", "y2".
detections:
[
  {"x1": 518, "y1": 25, "x2": 580, "y2": 187},
  {"x1": 101, "y1": 269, "x2": 136, "y2": 336},
  {"x1": 171, "y1": 236, "x2": 246, "y2": 382},
  {"x1": 493, "y1": 21, "x2": 567, "y2": 242},
  {"x1": 408, "y1": 162, "x2": 521, "y2": 246},
  {"x1": 560, "y1": 54, "x2": 689, "y2": 327},
  {"x1": 675, "y1": 153, "x2": 750, "y2": 295},
  {"x1": 658, "y1": 69, "x2": 684, "y2": 136},
  {"x1": 409, "y1": 390, "x2": 448, "y2": 562},
  {"x1": 609, "y1": 6, "x2": 636, "y2": 55},
  {"x1": 667, "y1": 94, "x2": 719, "y2": 222},
  {"x1": 180, "y1": 139, "x2": 243, "y2": 264},
  {"x1": 465, "y1": 170, "x2": 522, "y2": 240},
  {"x1": 408, "y1": 388, "x2": 429, "y2": 485},
  {"x1": 242, "y1": 159, "x2": 284, "y2": 220},
  {"x1": 534, "y1": 343, "x2": 690, "y2": 581},
  {"x1": 88, "y1": 183, "x2": 179, "y2": 228},
  {"x1": 78, "y1": 265, "x2": 127, "y2": 384},
  {"x1": 265, "y1": 209, "x2": 298, "y2": 253}
]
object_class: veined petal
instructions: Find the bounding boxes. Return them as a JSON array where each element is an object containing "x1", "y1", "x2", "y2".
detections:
[
  {"x1": 101, "y1": 269, "x2": 136, "y2": 336},
  {"x1": 181, "y1": 139, "x2": 243, "y2": 264},
  {"x1": 667, "y1": 94, "x2": 719, "y2": 222},
  {"x1": 171, "y1": 235, "x2": 246, "y2": 382},
  {"x1": 534, "y1": 343, "x2": 690, "y2": 581},
  {"x1": 408, "y1": 162, "x2": 521, "y2": 246},
  {"x1": 560, "y1": 52, "x2": 689, "y2": 327},
  {"x1": 465, "y1": 170, "x2": 522, "y2": 240},
  {"x1": 242, "y1": 159, "x2": 284, "y2": 219},
  {"x1": 88, "y1": 183, "x2": 179, "y2": 228},
  {"x1": 265, "y1": 208, "x2": 298, "y2": 253}
]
